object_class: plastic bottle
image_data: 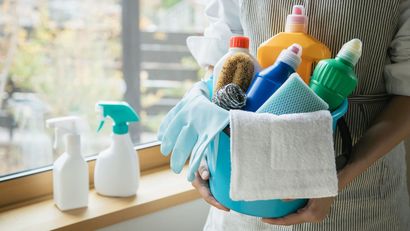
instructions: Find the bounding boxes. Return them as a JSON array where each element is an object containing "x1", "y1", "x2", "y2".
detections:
[
  {"x1": 244, "y1": 43, "x2": 302, "y2": 112},
  {"x1": 46, "y1": 116, "x2": 89, "y2": 211},
  {"x1": 213, "y1": 36, "x2": 261, "y2": 91},
  {"x1": 94, "y1": 101, "x2": 140, "y2": 197},
  {"x1": 257, "y1": 5, "x2": 331, "y2": 84},
  {"x1": 309, "y1": 39, "x2": 362, "y2": 110}
]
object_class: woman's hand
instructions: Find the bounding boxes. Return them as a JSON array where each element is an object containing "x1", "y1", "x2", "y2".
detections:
[
  {"x1": 261, "y1": 197, "x2": 335, "y2": 226},
  {"x1": 191, "y1": 160, "x2": 230, "y2": 212}
]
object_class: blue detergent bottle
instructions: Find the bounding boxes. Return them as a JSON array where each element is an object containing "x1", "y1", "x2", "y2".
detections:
[{"x1": 244, "y1": 44, "x2": 302, "y2": 112}]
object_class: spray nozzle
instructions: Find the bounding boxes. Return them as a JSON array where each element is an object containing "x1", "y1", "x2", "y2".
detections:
[
  {"x1": 96, "y1": 101, "x2": 139, "y2": 135},
  {"x1": 46, "y1": 116, "x2": 87, "y2": 149}
]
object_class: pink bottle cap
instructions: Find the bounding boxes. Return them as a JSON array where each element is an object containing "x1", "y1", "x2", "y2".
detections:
[
  {"x1": 290, "y1": 44, "x2": 300, "y2": 55},
  {"x1": 285, "y1": 5, "x2": 308, "y2": 33},
  {"x1": 277, "y1": 43, "x2": 303, "y2": 70}
]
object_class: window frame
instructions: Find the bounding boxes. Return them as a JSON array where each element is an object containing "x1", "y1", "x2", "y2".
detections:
[{"x1": 122, "y1": 0, "x2": 142, "y2": 142}]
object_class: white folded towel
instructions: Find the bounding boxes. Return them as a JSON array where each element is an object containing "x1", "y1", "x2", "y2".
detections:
[{"x1": 230, "y1": 110, "x2": 338, "y2": 201}]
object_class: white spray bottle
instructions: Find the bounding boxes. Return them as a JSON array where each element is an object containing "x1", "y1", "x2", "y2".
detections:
[
  {"x1": 46, "y1": 116, "x2": 89, "y2": 211},
  {"x1": 94, "y1": 101, "x2": 140, "y2": 197}
]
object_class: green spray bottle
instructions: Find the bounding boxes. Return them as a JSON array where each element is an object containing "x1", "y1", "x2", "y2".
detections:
[
  {"x1": 94, "y1": 101, "x2": 140, "y2": 197},
  {"x1": 309, "y1": 39, "x2": 362, "y2": 110}
]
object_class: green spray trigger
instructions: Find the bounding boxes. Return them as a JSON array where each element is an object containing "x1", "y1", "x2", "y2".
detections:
[
  {"x1": 96, "y1": 101, "x2": 140, "y2": 135},
  {"x1": 97, "y1": 120, "x2": 105, "y2": 132}
]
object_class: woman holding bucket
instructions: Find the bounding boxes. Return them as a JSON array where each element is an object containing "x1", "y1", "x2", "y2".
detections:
[{"x1": 188, "y1": 0, "x2": 410, "y2": 230}]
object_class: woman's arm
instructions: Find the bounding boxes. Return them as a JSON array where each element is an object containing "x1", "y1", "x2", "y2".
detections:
[
  {"x1": 338, "y1": 96, "x2": 410, "y2": 190},
  {"x1": 339, "y1": 0, "x2": 410, "y2": 189}
]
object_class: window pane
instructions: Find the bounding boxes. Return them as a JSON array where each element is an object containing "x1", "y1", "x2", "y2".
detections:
[
  {"x1": 138, "y1": 0, "x2": 206, "y2": 143},
  {"x1": 0, "y1": 0, "x2": 206, "y2": 178}
]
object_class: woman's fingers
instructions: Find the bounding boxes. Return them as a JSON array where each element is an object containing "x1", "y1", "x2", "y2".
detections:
[
  {"x1": 198, "y1": 159, "x2": 209, "y2": 180},
  {"x1": 192, "y1": 172, "x2": 230, "y2": 211},
  {"x1": 261, "y1": 210, "x2": 309, "y2": 226},
  {"x1": 262, "y1": 197, "x2": 334, "y2": 226}
]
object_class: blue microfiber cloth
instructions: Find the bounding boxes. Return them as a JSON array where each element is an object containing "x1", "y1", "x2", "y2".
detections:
[{"x1": 256, "y1": 73, "x2": 329, "y2": 114}]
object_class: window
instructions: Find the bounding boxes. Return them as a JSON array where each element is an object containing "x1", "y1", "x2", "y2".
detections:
[{"x1": 0, "y1": 0, "x2": 207, "y2": 179}]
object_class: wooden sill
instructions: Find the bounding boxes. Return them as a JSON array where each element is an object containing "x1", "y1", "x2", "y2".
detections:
[
  {"x1": 0, "y1": 167, "x2": 200, "y2": 231},
  {"x1": 0, "y1": 143, "x2": 170, "y2": 209}
]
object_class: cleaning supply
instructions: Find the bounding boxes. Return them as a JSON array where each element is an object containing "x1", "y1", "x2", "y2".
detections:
[
  {"x1": 232, "y1": 73, "x2": 331, "y2": 200},
  {"x1": 310, "y1": 39, "x2": 362, "y2": 110},
  {"x1": 46, "y1": 116, "x2": 88, "y2": 211},
  {"x1": 230, "y1": 110, "x2": 337, "y2": 201},
  {"x1": 212, "y1": 53, "x2": 254, "y2": 110},
  {"x1": 257, "y1": 5, "x2": 331, "y2": 83},
  {"x1": 214, "y1": 53, "x2": 255, "y2": 94},
  {"x1": 157, "y1": 81, "x2": 229, "y2": 182},
  {"x1": 205, "y1": 72, "x2": 348, "y2": 218},
  {"x1": 257, "y1": 73, "x2": 329, "y2": 114},
  {"x1": 213, "y1": 83, "x2": 247, "y2": 110},
  {"x1": 94, "y1": 101, "x2": 140, "y2": 197},
  {"x1": 244, "y1": 44, "x2": 303, "y2": 112},
  {"x1": 213, "y1": 36, "x2": 260, "y2": 92},
  {"x1": 212, "y1": 52, "x2": 254, "y2": 110},
  {"x1": 208, "y1": 105, "x2": 348, "y2": 217}
]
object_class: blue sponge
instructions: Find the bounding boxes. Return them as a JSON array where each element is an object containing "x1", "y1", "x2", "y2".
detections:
[{"x1": 256, "y1": 73, "x2": 329, "y2": 114}]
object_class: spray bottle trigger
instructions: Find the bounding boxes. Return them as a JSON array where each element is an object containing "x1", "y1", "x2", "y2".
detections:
[{"x1": 97, "y1": 120, "x2": 105, "y2": 132}]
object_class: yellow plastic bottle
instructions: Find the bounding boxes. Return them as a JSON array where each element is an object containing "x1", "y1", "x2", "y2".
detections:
[{"x1": 257, "y1": 5, "x2": 331, "y2": 84}]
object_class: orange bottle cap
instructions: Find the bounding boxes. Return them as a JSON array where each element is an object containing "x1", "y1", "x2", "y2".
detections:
[{"x1": 230, "y1": 36, "x2": 250, "y2": 49}]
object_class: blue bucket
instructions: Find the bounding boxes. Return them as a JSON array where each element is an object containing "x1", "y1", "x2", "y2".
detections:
[{"x1": 207, "y1": 99, "x2": 348, "y2": 218}]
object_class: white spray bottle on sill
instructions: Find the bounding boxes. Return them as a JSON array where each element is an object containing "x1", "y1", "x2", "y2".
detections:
[
  {"x1": 46, "y1": 116, "x2": 89, "y2": 211},
  {"x1": 94, "y1": 101, "x2": 140, "y2": 197}
]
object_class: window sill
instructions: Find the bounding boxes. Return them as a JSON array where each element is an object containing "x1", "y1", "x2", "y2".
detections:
[
  {"x1": 0, "y1": 166, "x2": 200, "y2": 230},
  {"x1": 0, "y1": 143, "x2": 171, "y2": 209}
]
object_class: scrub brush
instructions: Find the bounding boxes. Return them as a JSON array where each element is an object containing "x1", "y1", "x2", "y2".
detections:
[
  {"x1": 213, "y1": 53, "x2": 254, "y2": 110},
  {"x1": 215, "y1": 53, "x2": 255, "y2": 93}
]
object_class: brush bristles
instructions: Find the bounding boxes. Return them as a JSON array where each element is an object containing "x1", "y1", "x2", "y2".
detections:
[{"x1": 215, "y1": 53, "x2": 255, "y2": 94}]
